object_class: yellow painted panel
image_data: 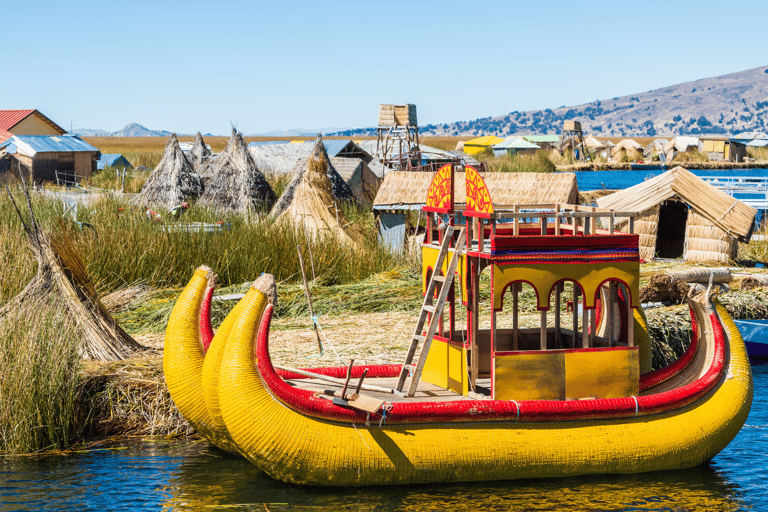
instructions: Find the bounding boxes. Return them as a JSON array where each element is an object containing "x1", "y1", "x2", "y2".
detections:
[
  {"x1": 725, "y1": 143, "x2": 730, "y2": 160},
  {"x1": 11, "y1": 114, "x2": 64, "y2": 135},
  {"x1": 421, "y1": 337, "x2": 468, "y2": 395},
  {"x1": 493, "y1": 261, "x2": 640, "y2": 310},
  {"x1": 565, "y1": 348, "x2": 639, "y2": 399},
  {"x1": 422, "y1": 245, "x2": 467, "y2": 303},
  {"x1": 494, "y1": 351, "x2": 565, "y2": 400}
]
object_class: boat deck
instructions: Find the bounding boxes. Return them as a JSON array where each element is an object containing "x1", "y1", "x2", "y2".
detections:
[{"x1": 286, "y1": 376, "x2": 493, "y2": 402}]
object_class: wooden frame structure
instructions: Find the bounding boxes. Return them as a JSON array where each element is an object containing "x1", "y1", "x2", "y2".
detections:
[{"x1": 418, "y1": 164, "x2": 641, "y2": 400}]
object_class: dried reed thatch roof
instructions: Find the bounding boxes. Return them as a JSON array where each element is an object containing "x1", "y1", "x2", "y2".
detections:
[
  {"x1": 583, "y1": 135, "x2": 607, "y2": 150},
  {"x1": 329, "y1": 157, "x2": 382, "y2": 206},
  {"x1": 373, "y1": 171, "x2": 579, "y2": 209},
  {"x1": 611, "y1": 139, "x2": 643, "y2": 157},
  {"x1": 271, "y1": 137, "x2": 355, "y2": 243},
  {"x1": 596, "y1": 166, "x2": 756, "y2": 241},
  {"x1": 197, "y1": 129, "x2": 276, "y2": 214},
  {"x1": 188, "y1": 132, "x2": 212, "y2": 170},
  {"x1": 2, "y1": 187, "x2": 144, "y2": 361},
  {"x1": 137, "y1": 134, "x2": 202, "y2": 209},
  {"x1": 248, "y1": 142, "x2": 311, "y2": 175},
  {"x1": 272, "y1": 136, "x2": 357, "y2": 217}
]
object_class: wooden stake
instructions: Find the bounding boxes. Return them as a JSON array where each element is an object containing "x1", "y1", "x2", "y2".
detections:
[{"x1": 297, "y1": 245, "x2": 322, "y2": 353}]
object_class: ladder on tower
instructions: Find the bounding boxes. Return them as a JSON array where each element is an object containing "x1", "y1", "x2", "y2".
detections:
[{"x1": 396, "y1": 225, "x2": 466, "y2": 397}]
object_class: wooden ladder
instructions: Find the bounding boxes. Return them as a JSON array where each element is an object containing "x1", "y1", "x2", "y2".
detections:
[{"x1": 396, "y1": 225, "x2": 466, "y2": 397}]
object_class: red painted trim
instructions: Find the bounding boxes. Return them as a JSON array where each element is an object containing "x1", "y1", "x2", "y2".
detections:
[
  {"x1": 433, "y1": 335, "x2": 465, "y2": 348},
  {"x1": 423, "y1": 206, "x2": 451, "y2": 214},
  {"x1": 639, "y1": 309, "x2": 699, "y2": 391},
  {"x1": 256, "y1": 303, "x2": 727, "y2": 424},
  {"x1": 200, "y1": 285, "x2": 215, "y2": 353}
]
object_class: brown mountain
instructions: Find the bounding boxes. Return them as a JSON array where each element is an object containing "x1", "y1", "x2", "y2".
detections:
[{"x1": 421, "y1": 65, "x2": 768, "y2": 138}]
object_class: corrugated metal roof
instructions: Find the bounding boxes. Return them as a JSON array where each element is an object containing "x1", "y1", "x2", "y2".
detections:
[
  {"x1": 97, "y1": 153, "x2": 133, "y2": 170},
  {"x1": 522, "y1": 135, "x2": 560, "y2": 143},
  {"x1": 493, "y1": 137, "x2": 540, "y2": 149},
  {"x1": 748, "y1": 139, "x2": 768, "y2": 147},
  {"x1": 4, "y1": 135, "x2": 99, "y2": 157},
  {"x1": 464, "y1": 135, "x2": 504, "y2": 146},
  {"x1": 732, "y1": 131, "x2": 768, "y2": 142},
  {"x1": 248, "y1": 140, "x2": 289, "y2": 147},
  {"x1": 322, "y1": 139, "x2": 353, "y2": 157},
  {"x1": 0, "y1": 110, "x2": 34, "y2": 131}
]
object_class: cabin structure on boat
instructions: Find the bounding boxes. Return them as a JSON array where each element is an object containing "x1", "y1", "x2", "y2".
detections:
[{"x1": 398, "y1": 164, "x2": 643, "y2": 401}]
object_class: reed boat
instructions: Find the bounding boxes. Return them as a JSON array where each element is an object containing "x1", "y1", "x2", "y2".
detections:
[{"x1": 167, "y1": 165, "x2": 752, "y2": 486}]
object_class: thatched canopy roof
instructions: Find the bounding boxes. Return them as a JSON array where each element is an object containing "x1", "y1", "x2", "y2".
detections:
[
  {"x1": 248, "y1": 142, "x2": 311, "y2": 175},
  {"x1": 197, "y1": 129, "x2": 276, "y2": 214},
  {"x1": 611, "y1": 139, "x2": 643, "y2": 157},
  {"x1": 137, "y1": 134, "x2": 202, "y2": 209},
  {"x1": 595, "y1": 166, "x2": 756, "y2": 241},
  {"x1": 188, "y1": 132, "x2": 212, "y2": 170},
  {"x1": 272, "y1": 136, "x2": 357, "y2": 217},
  {"x1": 373, "y1": 171, "x2": 579, "y2": 209},
  {"x1": 271, "y1": 137, "x2": 354, "y2": 243},
  {"x1": 584, "y1": 135, "x2": 606, "y2": 150},
  {"x1": 330, "y1": 157, "x2": 382, "y2": 206}
]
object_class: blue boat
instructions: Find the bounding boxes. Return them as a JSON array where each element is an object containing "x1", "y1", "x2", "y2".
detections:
[{"x1": 734, "y1": 319, "x2": 768, "y2": 358}]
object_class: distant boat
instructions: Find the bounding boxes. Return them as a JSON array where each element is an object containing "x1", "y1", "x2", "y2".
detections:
[{"x1": 733, "y1": 319, "x2": 768, "y2": 358}]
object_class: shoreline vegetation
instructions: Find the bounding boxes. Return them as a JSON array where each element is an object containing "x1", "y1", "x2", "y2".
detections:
[{"x1": 2, "y1": 136, "x2": 768, "y2": 455}]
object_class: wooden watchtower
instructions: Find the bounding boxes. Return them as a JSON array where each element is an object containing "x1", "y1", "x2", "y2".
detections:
[
  {"x1": 561, "y1": 120, "x2": 592, "y2": 162},
  {"x1": 376, "y1": 104, "x2": 419, "y2": 171}
]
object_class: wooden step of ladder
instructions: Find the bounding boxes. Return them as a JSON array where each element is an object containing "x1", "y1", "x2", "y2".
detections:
[{"x1": 396, "y1": 226, "x2": 466, "y2": 397}]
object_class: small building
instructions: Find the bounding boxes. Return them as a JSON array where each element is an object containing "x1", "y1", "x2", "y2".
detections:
[
  {"x1": 373, "y1": 170, "x2": 579, "y2": 253},
  {"x1": 596, "y1": 166, "x2": 755, "y2": 263},
  {"x1": 611, "y1": 139, "x2": 643, "y2": 161},
  {"x1": 491, "y1": 137, "x2": 540, "y2": 157},
  {"x1": 0, "y1": 135, "x2": 100, "y2": 184},
  {"x1": 643, "y1": 139, "x2": 669, "y2": 160},
  {"x1": 0, "y1": 109, "x2": 66, "y2": 141},
  {"x1": 522, "y1": 134, "x2": 560, "y2": 150},
  {"x1": 462, "y1": 135, "x2": 504, "y2": 155},
  {"x1": 700, "y1": 138, "x2": 730, "y2": 161},
  {"x1": 329, "y1": 156, "x2": 382, "y2": 206},
  {"x1": 97, "y1": 153, "x2": 133, "y2": 172},
  {"x1": 664, "y1": 137, "x2": 702, "y2": 162}
]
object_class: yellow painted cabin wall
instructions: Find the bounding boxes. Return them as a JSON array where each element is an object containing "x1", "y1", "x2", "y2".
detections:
[
  {"x1": 421, "y1": 337, "x2": 468, "y2": 396},
  {"x1": 10, "y1": 114, "x2": 64, "y2": 136}
]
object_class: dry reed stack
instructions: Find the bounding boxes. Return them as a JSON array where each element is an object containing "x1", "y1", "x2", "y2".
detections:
[
  {"x1": 197, "y1": 129, "x2": 276, "y2": 214},
  {"x1": 188, "y1": 132, "x2": 212, "y2": 171},
  {"x1": 137, "y1": 134, "x2": 202, "y2": 210},
  {"x1": 271, "y1": 137, "x2": 355, "y2": 243},
  {"x1": 1, "y1": 187, "x2": 144, "y2": 361}
]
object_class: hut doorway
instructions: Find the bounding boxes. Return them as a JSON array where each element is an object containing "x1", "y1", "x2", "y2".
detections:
[{"x1": 655, "y1": 200, "x2": 688, "y2": 258}]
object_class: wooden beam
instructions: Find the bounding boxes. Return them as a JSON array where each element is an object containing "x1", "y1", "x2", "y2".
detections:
[{"x1": 540, "y1": 309, "x2": 547, "y2": 350}]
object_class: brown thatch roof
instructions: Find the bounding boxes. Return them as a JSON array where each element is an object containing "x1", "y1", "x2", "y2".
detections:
[
  {"x1": 188, "y1": 132, "x2": 212, "y2": 170},
  {"x1": 595, "y1": 166, "x2": 756, "y2": 241},
  {"x1": 137, "y1": 134, "x2": 202, "y2": 209},
  {"x1": 197, "y1": 129, "x2": 276, "y2": 214},
  {"x1": 271, "y1": 137, "x2": 354, "y2": 243},
  {"x1": 272, "y1": 135, "x2": 357, "y2": 217},
  {"x1": 329, "y1": 157, "x2": 382, "y2": 206},
  {"x1": 373, "y1": 171, "x2": 579, "y2": 209}
]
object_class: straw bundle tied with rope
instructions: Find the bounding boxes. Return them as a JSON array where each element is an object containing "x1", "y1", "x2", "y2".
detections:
[
  {"x1": 1, "y1": 185, "x2": 144, "y2": 361},
  {"x1": 197, "y1": 129, "x2": 276, "y2": 214},
  {"x1": 136, "y1": 134, "x2": 202, "y2": 210}
]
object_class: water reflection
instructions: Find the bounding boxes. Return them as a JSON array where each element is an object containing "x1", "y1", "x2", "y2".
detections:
[{"x1": 2, "y1": 365, "x2": 768, "y2": 510}]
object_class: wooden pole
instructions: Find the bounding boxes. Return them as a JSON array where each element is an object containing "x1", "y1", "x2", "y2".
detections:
[
  {"x1": 297, "y1": 245, "x2": 323, "y2": 353},
  {"x1": 572, "y1": 284, "x2": 580, "y2": 349},
  {"x1": 540, "y1": 309, "x2": 547, "y2": 351},
  {"x1": 275, "y1": 365, "x2": 397, "y2": 394},
  {"x1": 512, "y1": 283, "x2": 519, "y2": 351}
]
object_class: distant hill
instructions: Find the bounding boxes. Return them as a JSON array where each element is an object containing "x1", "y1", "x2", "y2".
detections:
[
  {"x1": 335, "y1": 65, "x2": 768, "y2": 138},
  {"x1": 70, "y1": 123, "x2": 174, "y2": 137}
]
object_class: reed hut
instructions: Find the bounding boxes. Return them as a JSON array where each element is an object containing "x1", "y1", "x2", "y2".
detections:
[
  {"x1": 596, "y1": 166, "x2": 756, "y2": 263},
  {"x1": 329, "y1": 156, "x2": 382, "y2": 206},
  {"x1": 611, "y1": 139, "x2": 643, "y2": 161},
  {"x1": 373, "y1": 171, "x2": 579, "y2": 253},
  {"x1": 188, "y1": 132, "x2": 212, "y2": 170},
  {"x1": 271, "y1": 137, "x2": 355, "y2": 243},
  {"x1": 664, "y1": 137, "x2": 703, "y2": 162},
  {"x1": 137, "y1": 134, "x2": 202, "y2": 209},
  {"x1": 197, "y1": 129, "x2": 276, "y2": 214}
]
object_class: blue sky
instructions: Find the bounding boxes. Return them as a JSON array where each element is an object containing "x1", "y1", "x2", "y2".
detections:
[{"x1": 4, "y1": 0, "x2": 767, "y2": 134}]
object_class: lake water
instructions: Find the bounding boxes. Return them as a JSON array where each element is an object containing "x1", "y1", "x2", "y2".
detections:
[
  {"x1": 575, "y1": 168, "x2": 768, "y2": 192},
  {"x1": 1, "y1": 364, "x2": 767, "y2": 511}
]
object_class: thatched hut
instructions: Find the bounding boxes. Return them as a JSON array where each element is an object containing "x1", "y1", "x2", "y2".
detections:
[
  {"x1": 188, "y1": 132, "x2": 212, "y2": 170},
  {"x1": 373, "y1": 171, "x2": 579, "y2": 253},
  {"x1": 329, "y1": 156, "x2": 381, "y2": 206},
  {"x1": 664, "y1": 137, "x2": 703, "y2": 162},
  {"x1": 197, "y1": 129, "x2": 276, "y2": 214},
  {"x1": 137, "y1": 134, "x2": 202, "y2": 209},
  {"x1": 643, "y1": 139, "x2": 669, "y2": 159},
  {"x1": 596, "y1": 166, "x2": 756, "y2": 263},
  {"x1": 271, "y1": 137, "x2": 355, "y2": 243},
  {"x1": 611, "y1": 139, "x2": 643, "y2": 161}
]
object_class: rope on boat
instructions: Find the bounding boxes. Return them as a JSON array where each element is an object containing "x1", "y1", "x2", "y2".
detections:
[
  {"x1": 306, "y1": 314, "x2": 345, "y2": 364},
  {"x1": 511, "y1": 399, "x2": 520, "y2": 421},
  {"x1": 632, "y1": 395, "x2": 639, "y2": 417},
  {"x1": 353, "y1": 423, "x2": 372, "y2": 451}
]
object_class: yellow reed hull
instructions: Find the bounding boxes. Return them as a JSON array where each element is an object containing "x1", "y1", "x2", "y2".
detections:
[{"x1": 218, "y1": 298, "x2": 752, "y2": 486}]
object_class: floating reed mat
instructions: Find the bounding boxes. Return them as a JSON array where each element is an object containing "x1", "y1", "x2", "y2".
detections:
[{"x1": 1, "y1": 186, "x2": 144, "y2": 361}]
